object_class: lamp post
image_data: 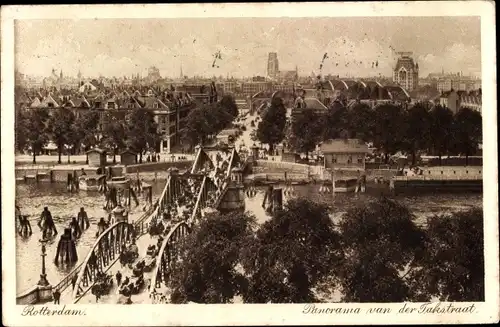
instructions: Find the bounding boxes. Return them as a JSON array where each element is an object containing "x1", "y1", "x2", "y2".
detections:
[
  {"x1": 35, "y1": 237, "x2": 54, "y2": 303},
  {"x1": 38, "y1": 238, "x2": 50, "y2": 286}
]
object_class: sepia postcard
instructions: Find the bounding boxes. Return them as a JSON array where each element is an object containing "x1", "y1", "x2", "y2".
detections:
[{"x1": 1, "y1": 2, "x2": 499, "y2": 326}]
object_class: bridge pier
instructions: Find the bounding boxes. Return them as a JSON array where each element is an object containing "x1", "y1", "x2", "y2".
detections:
[{"x1": 55, "y1": 228, "x2": 78, "y2": 265}]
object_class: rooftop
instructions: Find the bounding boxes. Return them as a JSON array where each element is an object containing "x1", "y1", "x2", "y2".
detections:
[{"x1": 320, "y1": 139, "x2": 369, "y2": 153}]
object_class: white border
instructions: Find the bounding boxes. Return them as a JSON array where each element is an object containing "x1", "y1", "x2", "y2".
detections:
[{"x1": 2, "y1": 2, "x2": 498, "y2": 326}]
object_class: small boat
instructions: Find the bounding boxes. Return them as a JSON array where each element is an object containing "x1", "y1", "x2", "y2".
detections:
[
  {"x1": 107, "y1": 176, "x2": 130, "y2": 189},
  {"x1": 79, "y1": 174, "x2": 106, "y2": 191},
  {"x1": 333, "y1": 178, "x2": 359, "y2": 193}
]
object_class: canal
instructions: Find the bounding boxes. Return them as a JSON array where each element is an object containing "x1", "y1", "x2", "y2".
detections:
[{"x1": 16, "y1": 180, "x2": 482, "y2": 294}]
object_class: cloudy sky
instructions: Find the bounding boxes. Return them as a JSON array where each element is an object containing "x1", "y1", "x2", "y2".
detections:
[{"x1": 15, "y1": 17, "x2": 481, "y2": 79}]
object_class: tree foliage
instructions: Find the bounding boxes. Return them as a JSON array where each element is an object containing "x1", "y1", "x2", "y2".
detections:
[
  {"x1": 403, "y1": 103, "x2": 432, "y2": 165},
  {"x1": 169, "y1": 212, "x2": 256, "y2": 303},
  {"x1": 101, "y1": 113, "x2": 127, "y2": 163},
  {"x1": 322, "y1": 103, "x2": 350, "y2": 140},
  {"x1": 219, "y1": 94, "x2": 239, "y2": 118},
  {"x1": 69, "y1": 110, "x2": 100, "y2": 161},
  {"x1": 78, "y1": 110, "x2": 100, "y2": 151},
  {"x1": 373, "y1": 104, "x2": 406, "y2": 163},
  {"x1": 182, "y1": 106, "x2": 213, "y2": 147},
  {"x1": 338, "y1": 198, "x2": 426, "y2": 302},
  {"x1": 21, "y1": 108, "x2": 50, "y2": 163},
  {"x1": 413, "y1": 208, "x2": 484, "y2": 301},
  {"x1": 125, "y1": 108, "x2": 159, "y2": 162},
  {"x1": 47, "y1": 108, "x2": 75, "y2": 164},
  {"x1": 241, "y1": 198, "x2": 342, "y2": 303},
  {"x1": 256, "y1": 97, "x2": 287, "y2": 151},
  {"x1": 348, "y1": 102, "x2": 375, "y2": 142},
  {"x1": 451, "y1": 107, "x2": 482, "y2": 164},
  {"x1": 429, "y1": 105, "x2": 454, "y2": 164},
  {"x1": 288, "y1": 110, "x2": 323, "y2": 157},
  {"x1": 181, "y1": 102, "x2": 235, "y2": 148},
  {"x1": 15, "y1": 110, "x2": 29, "y2": 152}
]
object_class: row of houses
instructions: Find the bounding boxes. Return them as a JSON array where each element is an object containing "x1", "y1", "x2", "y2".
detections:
[
  {"x1": 16, "y1": 86, "x2": 201, "y2": 153},
  {"x1": 439, "y1": 89, "x2": 482, "y2": 114}
]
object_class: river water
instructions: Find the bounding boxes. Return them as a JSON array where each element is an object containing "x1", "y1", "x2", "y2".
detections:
[{"x1": 15, "y1": 180, "x2": 482, "y2": 294}]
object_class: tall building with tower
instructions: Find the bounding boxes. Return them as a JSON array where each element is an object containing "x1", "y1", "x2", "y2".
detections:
[
  {"x1": 267, "y1": 52, "x2": 279, "y2": 80},
  {"x1": 393, "y1": 52, "x2": 419, "y2": 91},
  {"x1": 147, "y1": 66, "x2": 161, "y2": 82}
]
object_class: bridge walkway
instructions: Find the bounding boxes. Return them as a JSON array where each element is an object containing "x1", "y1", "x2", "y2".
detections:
[{"x1": 69, "y1": 234, "x2": 157, "y2": 304}]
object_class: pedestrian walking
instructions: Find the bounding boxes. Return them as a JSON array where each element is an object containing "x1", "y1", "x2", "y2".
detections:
[
  {"x1": 71, "y1": 274, "x2": 77, "y2": 290},
  {"x1": 53, "y1": 288, "x2": 61, "y2": 305}
]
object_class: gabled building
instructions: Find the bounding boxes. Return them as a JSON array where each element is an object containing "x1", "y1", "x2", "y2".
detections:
[
  {"x1": 320, "y1": 138, "x2": 370, "y2": 170},
  {"x1": 439, "y1": 89, "x2": 460, "y2": 114},
  {"x1": 79, "y1": 81, "x2": 98, "y2": 93},
  {"x1": 393, "y1": 52, "x2": 419, "y2": 91},
  {"x1": 29, "y1": 97, "x2": 42, "y2": 108},
  {"x1": 39, "y1": 94, "x2": 60, "y2": 108}
]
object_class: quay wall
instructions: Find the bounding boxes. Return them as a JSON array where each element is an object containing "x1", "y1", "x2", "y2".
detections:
[
  {"x1": 16, "y1": 285, "x2": 53, "y2": 305},
  {"x1": 392, "y1": 179, "x2": 483, "y2": 194},
  {"x1": 249, "y1": 161, "x2": 483, "y2": 185},
  {"x1": 251, "y1": 160, "x2": 398, "y2": 182},
  {"x1": 124, "y1": 160, "x2": 193, "y2": 173},
  {"x1": 15, "y1": 167, "x2": 99, "y2": 183},
  {"x1": 15, "y1": 161, "x2": 193, "y2": 183}
]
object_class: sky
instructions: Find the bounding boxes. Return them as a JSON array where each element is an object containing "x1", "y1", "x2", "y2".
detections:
[{"x1": 15, "y1": 17, "x2": 481, "y2": 79}]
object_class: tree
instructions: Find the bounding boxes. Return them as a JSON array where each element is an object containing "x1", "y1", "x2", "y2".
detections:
[
  {"x1": 15, "y1": 110, "x2": 28, "y2": 153},
  {"x1": 348, "y1": 102, "x2": 376, "y2": 142},
  {"x1": 77, "y1": 110, "x2": 101, "y2": 164},
  {"x1": 403, "y1": 103, "x2": 432, "y2": 165},
  {"x1": 47, "y1": 108, "x2": 75, "y2": 164},
  {"x1": 219, "y1": 94, "x2": 238, "y2": 118},
  {"x1": 451, "y1": 108, "x2": 482, "y2": 165},
  {"x1": 181, "y1": 107, "x2": 213, "y2": 147},
  {"x1": 256, "y1": 97, "x2": 286, "y2": 152},
  {"x1": 101, "y1": 114, "x2": 126, "y2": 164},
  {"x1": 207, "y1": 103, "x2": 233, "y2": 135},
  {"x1": 23, "y1": 108, "x2": 49, "y2": 164},
  {"x1": 126, "y1": 108, "x2": 159, "y2": 163},
  {"x1": 413, "y1": 208, "x2": 484, "y2": 301},
  {"x1": 241, "y1": 198, "x2": 342, "y2": 303},
  {"x1": 338, "y1": 198, "x2": 427, "y2": 302},
  {"x1": 373, "y1": 104, "x2": 406, "y2": 163},
  {"x1": 288, "y1": 110, "x2": 323, "y2": 158},
  {"x1": 169, "y1": 212, "x2": 255, "y2": 303},
  {"x1": 322, "y1": 102, "x2": 350, "y2": 140},
  {"x1": 429, "y1": 105, "x2": 454, "y2": 165}
]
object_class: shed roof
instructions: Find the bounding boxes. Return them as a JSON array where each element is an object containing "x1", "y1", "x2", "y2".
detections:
[
  {"x1": 86, "y1": 148, "x2": 107, "y2": 154},
  {"x1": 320, "y1": 139, "x2": 369, "y2": 153},
  {"x1": 120, "y1": 149, "x2": 137, "y2": 155}
]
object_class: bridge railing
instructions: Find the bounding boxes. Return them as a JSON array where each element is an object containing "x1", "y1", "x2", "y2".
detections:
[
  {"x1": 213, "y1": 179, "x2": 231, "y2": 209},
  {"x1": 135, "y1": 175, "x2": 174, "y2": 235},
  {"x1": 72, "y1": 221, "x2": 135, "y2": 302},
  {"x1": 189, "y1": 176, "x2": 219, "y2": 224},
  {"x1": 150, "y1": 221, "x2": 191, "y2": 302},
  {"x1": 41, "y1": 174, "x2": 174, "y2": 300},
  {"x1": 189, "y1": 176, "x2": 208, "y2": 225},
  {"x1": 53, "y1": 262, "x2": 84, "y2": 292}
]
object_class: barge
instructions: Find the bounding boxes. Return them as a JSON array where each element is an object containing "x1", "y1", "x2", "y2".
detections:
[
  {"x1": 79, "y1": 174, "x2": 106, "y2": 191},
  {"x1": 390, "y1": 175, "x2": 482, "y2": 194}
]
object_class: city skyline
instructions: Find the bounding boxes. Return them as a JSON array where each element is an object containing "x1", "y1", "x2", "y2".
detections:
[{"x1": 16, "y1": 17, "x2": 481, "y2": 79}]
